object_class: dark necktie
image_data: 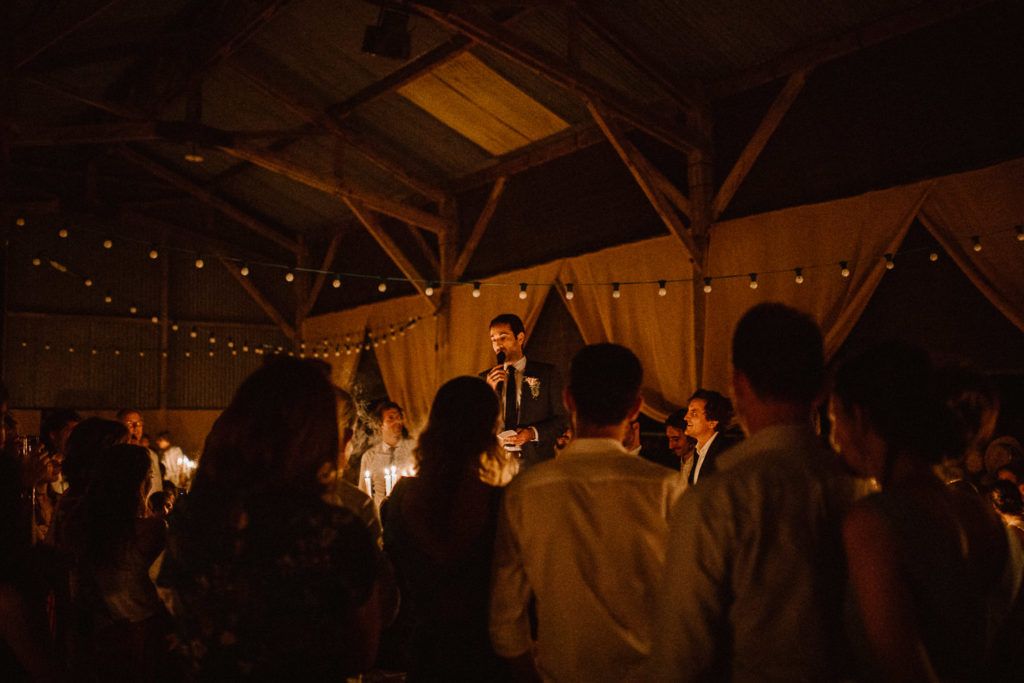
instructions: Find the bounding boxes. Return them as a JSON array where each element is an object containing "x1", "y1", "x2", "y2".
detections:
[
  {"x1": 688, "y1": 454, "x2": 698, "y2": 485},
  {"x1": 504, "y1": 366, "x2": 518, "y2": 429}
]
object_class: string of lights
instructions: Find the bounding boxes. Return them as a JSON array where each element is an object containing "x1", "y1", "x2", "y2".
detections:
[{"x1": 11, "y1": 216, "x2": 1024, "y2": 305}]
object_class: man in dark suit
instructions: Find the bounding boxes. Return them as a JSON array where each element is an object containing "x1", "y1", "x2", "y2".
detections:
[
  {"x1": 680, "y1": 389, "x2": 742, "y2": 486},
  {"x1": 481, "y1": 313, "x2": 568, "y2": 470}
]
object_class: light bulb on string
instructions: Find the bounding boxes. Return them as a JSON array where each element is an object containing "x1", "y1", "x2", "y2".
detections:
[
  {"x1": 103, "y1": 237, "x2": 113, "y2": 249},
  {"x1": 227, "y1": 338, "x2": 235, "y2": 349},
  {"x1": 84, "y1": 278, "x2": 93, "y2": 288},
  {"x1": 840, "y1": 261, "x2": 851, "y2": 278},
  {"x1": 425, "y1": 282, "x2": 435, "y2": 297},
  {"x1": 58, "y1": 228, "x2": 69, "y2": 238},
  {"x1": 332, "y1": 275, "x2": 341, "y2": 289},
  {"x1": 43, "y1": 343, "x2": 51, "y2": 351},
  {"x1": 15, "y1": 218, "x2": 25, "y2": 227},
  {"x1": 658, "y1": 280, "x2": 667, "y2": 297},
  {"x1": 148, "y1": 245, "x2": 159, "y2": 260},
  {"x1": 208, "y1": 350, "x2": 215, "y2": 358},
  {"x1": 208, "y1": 333, "x2": 216, "y2": 345},
  {"x1": 703, "y1": 277, "x2": 712, "y2": 294},
  {"x1": 929, "y1": 252, "x2": 939, "y2": 262},
  {"x1": 243, "y1": 341, "x2": 250, "y2": 352},
  {"x1": 377, "y1": 279, "x2": 388, "y2": 293},
  {"x1": 884, "y1": 253, "x2": 895, "y2": 270},
  {"x1": 139, "y1": 351, "x2": 145, "y2": 357},
  {"x1": 114, "y1": 348, "x2": 121, "y2": 356},
  {"x1": 564, "y1": 283, "x2": 575, "y2": 300},
  {"x1": 794, "y1": 268, "x2": 804, "y2": 284},
  {"x1": 612, "y1": 283, "x2": 621, "y2": 299},
  {"x1": 171, "y1": 322, "x2": 179, "y2": 332},
  {"x1": 240, "y1": 263, "x2": 250, "y2": 277},
  {"x1": 519, "y1": 283, "x2": 528, "y2": 300},
  {"x1": 195, "y1": 255, "x2": 205, "y2": 269},
  {"x1": 472, "y1": 282, "x2": 481, "y2": 298},
  {"x1": 972, "y1": 236, "x2": 982, "y2": 252},
  {"x1": 32, "y1": 254, "x2": 43, "y2": 267},
  {"x1": 68, "y1": 346, "x2": 74, "y2": 353},
  {"x1": 748, "y1": 273, "x2": 758, "y2": 290},
  {"x1": 285, "y1": 270, "x2": 295, "y2": 283},
  {"x1": 161, "y1": 351, "x2": 168, "y2": 358},
  {"x1": 1016, "y1": 225, "x2": 1024, "y2": 242},
  {"x1": 91, "y1": 348, "x2": 97, "y2": 355},
  {"x1": 185, "y1": 351, "x2": 192, "y2": 358},
  {"x1": 189, "y1": 326, "x2": 198, "y2": 338},
  {"x1": 104, "y1": 292, "x2": 113, "y2": 304},
  {"x1": 334, "y1": 344, "x2": 341, "y2": 357},
  {"x1": 128, "y1": 304, "x2": 137, "y2": 314},
  {"x1": 151, "y1": 316, "x2": 159, "y2": 324}
]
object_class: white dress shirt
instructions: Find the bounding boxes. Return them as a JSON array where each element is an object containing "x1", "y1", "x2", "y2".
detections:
[
  {"x1": 490, "y1": 438, "x2": 683, "y2": 682},
  {"x1": 360, "y1": 438, "x2": 416, "y2": 508}
]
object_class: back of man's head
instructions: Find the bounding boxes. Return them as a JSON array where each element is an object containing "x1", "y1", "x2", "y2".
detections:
[
  {"x1": 732, "y1": 303, "x2": 823, "y2": 404},
  {"x1": 489, "y1": 313, "x2": 525, "y2": 336},
  {"x1": 569, "y1": 343, "x2": 642, "y2": 426}
]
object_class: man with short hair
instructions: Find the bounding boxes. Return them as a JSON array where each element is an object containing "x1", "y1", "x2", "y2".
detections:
[
  {"x1": 359, "y1": 401, "x2": 416, "y2": 508},
  {"x1": 681, "y1": 389, "x2": 741, "y2": 486},
  {"x1": 665, "y1": 409, "x2": 692, "y2": 471},
  {"x1": 116, "y1": 408, "x2": 162, "y2": 493},
  {"x1": 481, "y1": 313, "x2": 567, "y2": 470},
  {"x1": 650, "y1": 303, "x2": 858, "y2": 681},
  {"x1": 490, "y1": 343, "x2": 681, "y2": 682}
]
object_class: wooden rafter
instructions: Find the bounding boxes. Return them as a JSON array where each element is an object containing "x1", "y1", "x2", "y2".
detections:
[
  {"x1": 453, "y1": 176, "x2": 507, "y2": 281},
  {"x1": 10, "y1": 121, "x2": 314, "y2": 147},
  {"x1": 711, "y1": 0, "x2": 995, "y2": 99},
  {"x1": 219, "y1": 256, "x2": 296, "y2": 339},
  {"x1": 408, "y1": 3, "x2": 709, "y2": 156},
  {"x1": 26, "y1": 74, "x2": 139, "y2": 118},
  {"x1": 119, "y1": 146, "x2": 300, "y2": 253},
  {"x1": 13, "y1": 0, "x2": 130, "y2": 70},
  {"x1": 405, "y1": 223, "x2": 440, "y2": 274},
  {"x1": 587, "y1": 100, "x2": 702, "y2": 269},
  {"x1": 297, "y1": 230, "x2": 343, "y2": 323},
  {"x1": 220, "y1": 144, "x2": 451, "y2": 234},
  {"x1": 563, "y1": 0, "x2": 704, "y2": 112},
  {"x1": 713, "y1": 70, "x2": 807, "y2": 220},
  {"x1": 343, "y1": 199, "x2": 434, "y2": 306},
  {"x1": 451, "y1": 121, "x2": 605, "y2": 193},
  {"x1": 228, "y1": 55, "x2": 448, "y2": 203}
]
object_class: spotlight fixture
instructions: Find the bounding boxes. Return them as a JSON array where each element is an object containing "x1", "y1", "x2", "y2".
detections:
[{"x1": 361, "y1": 7, "x2": 411, "y2": 60}]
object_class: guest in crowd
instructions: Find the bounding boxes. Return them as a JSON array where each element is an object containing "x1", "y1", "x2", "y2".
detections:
[
  {"x1": 157, "y1": 356, "x2": 386, "y2": 680},
  {"x1": 651, "y1": 302, "x2": 859, "y2": 681},
  {"x1": 67, "y1": 443, "x2": 170, "y2": 682},
  {"x1": 154, "y1": 432, "x2": 190, "y2": 490},
  {"x1": 117, "y1": 409, "x2": 162, "y2": 495},
  {"x1": 830, "y1": 340, "x2": 1012, "y2": 681},
  {"x1": 663, "y1": 408, "x2": 691, "y2": 471},
  {"x1": 383, "y1": 376, "x2": 509, "y2": 681},
  {"x1": 934, "y1": 360, "x2": 1000, "y2": 485},
  {"x1": 481, "y1": 313, "x2": 567, "y2": 471},
  {"x1": 326, "y1": 388, "x2": 383, "y2": 548},
  {"x1": 490, "y1": 343, "x2": 681, "y2": 682},
  {"x1": 360, "y1": 400, "x2": 417, "y2": 509},
  {"x1": 679, "y1": 389, "x2": 741, "y2": 487}
]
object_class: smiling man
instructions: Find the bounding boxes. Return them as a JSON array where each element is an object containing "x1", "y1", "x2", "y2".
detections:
[
  {"x1": 682, "y1": 389, "x2": 741, "y2": 486},
  {"x1": 481, "y1": 313, "x2": 567, "y2": 471}
]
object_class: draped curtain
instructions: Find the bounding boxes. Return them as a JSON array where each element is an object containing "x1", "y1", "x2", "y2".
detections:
[{"x1": 304, "y1": 157, "x2": 1022, "y2": 429}]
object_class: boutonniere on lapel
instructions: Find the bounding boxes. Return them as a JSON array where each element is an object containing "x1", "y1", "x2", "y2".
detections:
[{"x1": 524, "y1": 376, "x2": 541, "y2": 399}]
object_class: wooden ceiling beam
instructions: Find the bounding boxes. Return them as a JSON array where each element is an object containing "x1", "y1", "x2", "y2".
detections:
[
  {"x1": 344, "y1": 199, "x2": 435, "y2": 308},
  {"x1": 228, "y1": 57, "x2": 449, "y2": 203},
  {"x1": 219, "y1": 256, "x2": 296, "y2": 340},
  {"x1": 10, "y1": 121, "x2": 316, "y2": 147},
  {"x1": 297, "y1": 230, "x2": 343, "y2": 323},
  {"x1": 587, "y1": 100, "x2": 701, "y2": 270},
  {"x1": 453, "y1": 176, "x2": 507, "y2": 281},
  {"x1": 13, "y1": 0, "x2": 130, "y2": 70},
  {"x1": 220, "y1": 144, "x2": 451, "y2": 234},
  {"x1": 119, "y1": 146, "x2": 301, "y2": 254},
  {"x1": 712, "y1": 0, "x2": 995, "y2": 99},
  {"x1": 450, "y1": 121, "x2": 604, "y2": 193},
  {"x1": 405, "y1": 223, "x2": 440, "y2": 275},
  {"x1": 409, "y1": 3, "x2": 709, "y2": 156},
  {"x1": 562, "y1": 0, "x2": 705, "y2": 112},
  {"x1": 713, "y1": 70, "x2": 807, "y2": 220}
]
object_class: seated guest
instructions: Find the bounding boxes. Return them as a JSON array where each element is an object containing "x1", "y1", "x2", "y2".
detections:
[
  {"x1": 680, "y1": 389, "x2": 742, "y2": 486},
  {"x1": 490, "y1": 344, "x2": 681, "y2": 682},
  {"x1": 830, "y1": 341, "x2": 1010, "y2": 681},
  {"x1": 383, "y1": 376, "x2": 509, "y2": 682},
  {"x1": 158, "y1": 357, "x2": 385, "y2": 681},
  {"x1": 360, "y1": 401, "x2": 417, "y2": 509},
  {"x1": 68, "y1": 443, "x2": 170, "y2": 682}
]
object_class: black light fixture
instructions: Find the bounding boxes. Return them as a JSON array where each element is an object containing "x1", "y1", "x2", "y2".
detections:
[{"x1": 362, "y1": 7, "x2": 412, "y2": 60}]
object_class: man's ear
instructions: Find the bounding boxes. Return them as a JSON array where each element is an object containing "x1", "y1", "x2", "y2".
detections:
[{"x1": 516, "y1": 331, "x2": 526, "y2": 348}]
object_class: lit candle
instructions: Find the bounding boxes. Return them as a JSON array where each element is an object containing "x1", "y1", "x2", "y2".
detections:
[
  {"x1": 363, "y1": 470, "x2": 372, "y2": 495},
  {"x1": 384, "y1": 469, "x2": 392, "y2": 496}
]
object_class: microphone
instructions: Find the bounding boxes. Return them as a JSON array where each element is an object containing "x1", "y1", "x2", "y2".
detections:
[{"x1": 495, "y1": 350, "x2": 506, "y2": 393}]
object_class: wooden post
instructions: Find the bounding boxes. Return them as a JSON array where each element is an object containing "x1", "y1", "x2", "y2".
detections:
[
  {"x1": 687, "y1": 104, "x2": 714, "y2": 389},
  {"x1": 437, "y1": 197, "x2": 459, "y2": 383}
]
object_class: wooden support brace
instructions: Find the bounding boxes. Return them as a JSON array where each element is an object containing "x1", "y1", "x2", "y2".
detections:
[
  {"x1": 453, "y1": 176, "x2": 507, "y2": 281},
  {"x1": 219, "y1": 256, "x2": 296, "y2": 339}
]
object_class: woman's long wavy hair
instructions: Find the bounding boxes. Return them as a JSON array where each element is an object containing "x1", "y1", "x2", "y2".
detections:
[
  {"x1": 191, "y1": 356, "x2": 340, "y2": 503},
  {"x1": 414, "y1": 376, "x2": 500, "y2": 533}
]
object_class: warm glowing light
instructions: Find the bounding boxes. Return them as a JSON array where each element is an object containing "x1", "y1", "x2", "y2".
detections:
[
  {"x1": 84, "y1": 278, "x2": 93, "y2": 288},
  {"x1": 840, "y1": 261, "x2": 850, "y2": 278},
  {"x1": 703, "y1": 277, "x2": 712, "y2": 294},
  {"x1": 58, "y1": 228, "x2": 69, "y2": 238},
  {"x1": 332, "y1": 276, "x2": 341, "y2": 288},
  {"x1": 564, "y1": 283, "x2": 575, "y2": 300},
  {"x1": 240, "y1": 263, "x2": 250, "y2": 277},
  {"x1": 794, "y1": 268, "x2": 804, "y2": 284},
  {"x1": 103, "y1": 238, "x2": 113, "y2": 249},
  {"x1": 285, "y1": 270, "x2": 295, "y2": 283},
  {"x1": 748, "y1": 274, "x2": 758, "y2": 289},
  {"x1": 195, "y1": 256, "x2": 205, "y2": 269},
  {"x1": 378, "y1": 279, "x2": 388, "y2": 293},
  {"x1": 519, "y1": 283, "x2": 528, "y2": 300},
  {"x1": 885, "y1": 254, "x2": 895, "y2": 270},
  {"x1": 612, "y1": 283, "x2": 621, "y2": 299},
  {"x1": 472, "y1": 282, "x2": 481, "y2": 298},
  {"x1": 972, "y1": 236, "x2": 982, "y2": 252},
  {"x1": 658, "y1": 280, "x2": 667, "y2": 297}
]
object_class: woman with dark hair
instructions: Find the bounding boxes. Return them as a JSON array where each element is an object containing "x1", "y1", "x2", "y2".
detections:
[
  {"x1": 382, "y1": 376, "x2": 509, "y2": 682},
  {"x1": 70, "y1": 443, "x2": 168, "y2": 681},
  {"x1": 158, "y1": 356, "x2": 383, "y2": 680},
  {"x1": 829, "y1": 341, "x2": 1010, "y2": 681}
]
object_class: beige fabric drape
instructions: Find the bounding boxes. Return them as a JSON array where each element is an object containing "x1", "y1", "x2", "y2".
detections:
[
  {"x1": 702, "y1": 180, "x2": 933, "y2": 393},
  {"x1": 369, "y1": 297, "x2": 439, "y2": 432},
  {"x1": 302, "y1": 307, "x2": 369, "y2": 391},
  {"x1": 917, "y1": 157, "x2": 1024, "y2": 334},
  {"x1": 558, "y1": 236, "x2": 696, "y2": 420}
]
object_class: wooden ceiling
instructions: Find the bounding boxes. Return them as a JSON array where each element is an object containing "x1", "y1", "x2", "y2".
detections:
[{"x1": 3, "y1": 0, "x2": 1019, "y2": 337}]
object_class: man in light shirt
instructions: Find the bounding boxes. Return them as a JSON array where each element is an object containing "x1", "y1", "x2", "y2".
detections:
[
  {"x1": 359, "y1": 401, "x2": 416, "y2": 509},
  {"x1": 490, "y1": 343, "x2": 681, "y2": 682}
]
